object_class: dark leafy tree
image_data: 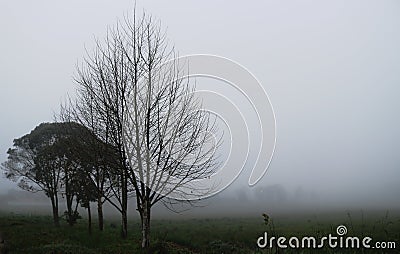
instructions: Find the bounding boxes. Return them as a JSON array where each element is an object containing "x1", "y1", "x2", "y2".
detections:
[
  {"x1": 58, "y1": 105, "x2": 122, "y2": 231},
  {"x1": 75, "y1": 169, "x2": 98, "y2": 234},
  {"x1": 2, "y1": 123, "x2": 73, "y2": 226},
  {"x1": 2, "y1": 122, "x2": 110, "y2": 228}
]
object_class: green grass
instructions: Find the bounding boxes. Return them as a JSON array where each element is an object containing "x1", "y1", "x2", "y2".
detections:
[{"x1": 0, "y1": 211, "x2": 399, "y2": 253}]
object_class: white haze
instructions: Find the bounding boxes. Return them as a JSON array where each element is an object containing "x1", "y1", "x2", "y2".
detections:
[{"x1": 0, "y1": 0, "x2": 399, "y2": 214}]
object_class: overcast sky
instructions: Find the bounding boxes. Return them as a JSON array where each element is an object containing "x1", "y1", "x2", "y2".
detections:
[{"x1": 1, "y1": 1, "x2": 399, "y2": 208}]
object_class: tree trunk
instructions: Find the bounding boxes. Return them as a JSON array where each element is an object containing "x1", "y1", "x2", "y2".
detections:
[
  {"x1": 121, "y1": 209, "x2": 128, "y2": 239},
  {"x1": 140, "y1": 200, "x2": 151, "y2": 248},
  {"x1": 88, "y1": 204, "x2": 92, "y2": 234},
  {"x1": 97, "y1": 196, "x2": 104, "y2": 231},
  {"x1": 52, "y1": 205, "x2": 60, "y2": 227},
  {"x1": 120, "y1": 172, "x2": 128, "y2": 239},
  {"x1": 50, "y1": 196, "x2": 60, "y2": 227},
  {"x1": 65, "y1": 176, "x2": 74, "y2": 226},
  {"x1": 66, "y1": 196, "x2": 73, "y2": 226}
]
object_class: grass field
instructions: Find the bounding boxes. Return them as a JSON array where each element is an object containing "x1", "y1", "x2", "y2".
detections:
[{"x1": 0, "y1": 211, "x2": 399, "y2": 253}]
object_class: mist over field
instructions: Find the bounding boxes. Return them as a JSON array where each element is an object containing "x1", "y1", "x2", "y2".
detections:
[
  {"x1": 1, "y1": 0, "x2": 399, "y2": 216},
  {"x1": 1, "y1": 181, "x2": 399, "y2": 219}
]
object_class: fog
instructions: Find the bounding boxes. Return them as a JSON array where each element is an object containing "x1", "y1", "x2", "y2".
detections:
[{"x1": 1, "y1": 0, "x2": 399, "y2": 215}]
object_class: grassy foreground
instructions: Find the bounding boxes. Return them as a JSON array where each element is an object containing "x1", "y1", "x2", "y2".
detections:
[{"x1": 0, "y1": 211, "x2": 399, "y2": 253}]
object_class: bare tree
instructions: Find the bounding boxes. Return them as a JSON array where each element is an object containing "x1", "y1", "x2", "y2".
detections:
[
  {"x1": 122, "y1": 15, "x2": 220, "y2": 248},
  {"x1": 72, "y1": 20, "x2": 135, "y2": 238},
  {"x1": 74, "y1": 10, "x2": 220, "y2": 247}
]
